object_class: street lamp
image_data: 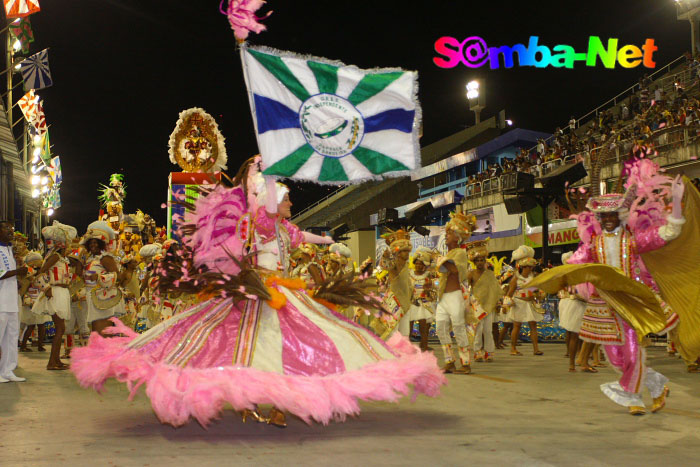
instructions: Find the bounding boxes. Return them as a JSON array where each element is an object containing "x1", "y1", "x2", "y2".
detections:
[{"x1": 465, "y1": 80, "x2": 485, "y2": 124}]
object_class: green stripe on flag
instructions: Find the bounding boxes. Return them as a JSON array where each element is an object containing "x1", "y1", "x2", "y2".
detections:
[
  {"x1": 248, "y1": 49, "x2": 311, "y2": 102},
  {"x1": 319, "y1": 157, "x2": 348, "y2": 182},
  {"x1": 347, "y1": 72, "x2": 403, "y2": 106},
  {"x1": 352, "y1": 146, "x2": 409, "y2": 174},
  {"x1": 263, "y1": 144, "x2": 315, "y2": 177},
  {"x1": 307, "y1": 61, "x2": 338, "y2": 94}
]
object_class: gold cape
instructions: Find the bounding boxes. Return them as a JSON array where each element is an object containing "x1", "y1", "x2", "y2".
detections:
[
  {"x1": 472, "y1": 269, "x2": 504, "y2": 314},
  {"x1": 640, "y1": 178, "x2": 700, "y2": 362},
  {"x1": 526, "y1": 263, "x2": 666, "y2": 338},
  {"x1": 390, "y1": 265, "x2": 413, "y2": 314},
  {"x1": 437, "y1": 248, "x2": 470, "y2": 300}
]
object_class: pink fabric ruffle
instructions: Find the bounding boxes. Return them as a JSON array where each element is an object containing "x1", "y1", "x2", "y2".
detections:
[{"x1": 71, "y1": 320, "x2": 446, "y2": 427}]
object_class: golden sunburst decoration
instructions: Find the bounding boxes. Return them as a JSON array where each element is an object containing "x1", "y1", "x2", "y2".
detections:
[{"x1": 168, "y1": 108, "x2": 228, "y2": 173}]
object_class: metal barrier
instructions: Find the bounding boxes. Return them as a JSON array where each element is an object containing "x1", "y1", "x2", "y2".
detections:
[{"x1": 460, "y1": 124, "x2": 700, "y2": 204}]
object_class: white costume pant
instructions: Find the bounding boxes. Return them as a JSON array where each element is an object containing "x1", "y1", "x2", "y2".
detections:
[
  {"x1": 436, "y1": 290, "x2": 471, "y2": 365},
  {"x1": 474, "y1": 311, "x2": 495, "y2": 354},
  {"x1": 66, "y1": 302, "x2": 89, "y2": 336},
  {"x1": 0, "y1": 312, "x2": 19, "y2": 377}
]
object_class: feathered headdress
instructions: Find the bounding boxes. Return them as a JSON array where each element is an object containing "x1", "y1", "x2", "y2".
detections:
[{"x1": 109, "y1": 173, "x2": 124, "y2": 187}]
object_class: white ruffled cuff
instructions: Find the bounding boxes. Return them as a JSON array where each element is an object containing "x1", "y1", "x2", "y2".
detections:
[{"x1": 658, "y1": 215, "x2": 686, "y2": 242}]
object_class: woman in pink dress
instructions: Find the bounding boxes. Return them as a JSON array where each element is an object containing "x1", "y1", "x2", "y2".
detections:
[{"x1": 72, "y1": 170, "x2": 445, "y2": 428}]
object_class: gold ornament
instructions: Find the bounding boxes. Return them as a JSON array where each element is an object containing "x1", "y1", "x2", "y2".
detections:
[{"x1": 168, "y1": 108, "x2": 227, "y2": 173}]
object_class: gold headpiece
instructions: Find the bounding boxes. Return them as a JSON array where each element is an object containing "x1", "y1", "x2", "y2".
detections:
[
  {"x1": 412, "y1": 247, "x2": 433, "y2": 266},
  {"x1": 382, "y1": 228, "x2": 412, "y2": 253},
  {"x1": 466, "y1": 238, "x2": 490, "y2": 260},
  {"x1": 445, "y1": 211, "x2": 477, "y2": 242}
]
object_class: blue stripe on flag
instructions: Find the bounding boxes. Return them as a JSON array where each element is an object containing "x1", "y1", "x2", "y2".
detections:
[
  {"x1": 254, "y1": 94, "x2": 300, "y2": 134},
  {"x1": 364, "y1": 108, "x2": 415, "y2": 133}
]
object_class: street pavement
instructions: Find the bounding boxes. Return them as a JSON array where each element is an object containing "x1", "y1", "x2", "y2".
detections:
[{"x1": 1, "y1": 342, "x2": 699, "y2": 466}]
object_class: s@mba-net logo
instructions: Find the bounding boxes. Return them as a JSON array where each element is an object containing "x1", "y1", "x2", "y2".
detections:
[{"x1": 433, "y1": 36, "x2": 658, "y2": 70}]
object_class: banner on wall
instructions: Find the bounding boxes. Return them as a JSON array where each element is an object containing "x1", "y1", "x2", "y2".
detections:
[{"x1": 524, "y1": 219, "x2": 580, "y2": 248}]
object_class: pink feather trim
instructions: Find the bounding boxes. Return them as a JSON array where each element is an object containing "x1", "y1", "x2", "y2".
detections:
[
  {"x1": 220, "y1": 0, "x2": 271, "y2": 41},
  {"x1": 71, "y1": 320, "x2": 446, "y2": 427}
]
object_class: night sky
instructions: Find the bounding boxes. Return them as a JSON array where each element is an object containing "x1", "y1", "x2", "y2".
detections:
[{"x1": 29, "y1": 0, "x2": 689, "y2": 233}]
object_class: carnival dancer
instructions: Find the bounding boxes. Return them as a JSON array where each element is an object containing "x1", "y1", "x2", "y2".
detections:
[
  {"x1": 18, "y1": 251, "x2": 49, "y2": 352},
  {"x1": 119, "y1": 255, "x2": 141, "y2": 329},
  {"x1": 504, "y1": 246, "x2": 544, "y2": 356},
  {"x1": 571, "y1": 185, "x2": 683, "y2": 415},
  {"x1": 82, "y1": 221, "x2": 126, "y2": 336},
  {"x1": 326, "y1": 243, "x2": 352, "y2": 277},
  {"x1": 557, "y1": 252, "x2": 586, "y2": 372},
  {"x1": 466, "y1": 240, "x2": 504, "y2": 362},
  {"x1": 71, "y1": 172, "x2": 445, "y2": 429},
  {"x1": 376, "y1": 230, "x2": 414, "y2": 340},
  {"x1": 496, "y1": 265, "x2": 515, "y2": 349},
  {"x1": 32, "y1": 221, "x2": 78, "y2": 370},
  {"x1": 408, "y1": 247, "x2": 436, "y2": 351},
  {"x1": 137, "y1": 243, "x2": 162, "y2": 329},
  {"x1": 290, "y1": 243, "x2": 325, "y2": 285},
  {"x1": 0, "y1": 220, "x2": 28, "y2": 383},
  {"x1": 64, "y1": 244, "x2": 89, "y2": 354},
  {"x1": 436, "y1": 210, "x2": 476, "y2": 374},
  {"x1": 528, "y1": 161, "x2": 692, "y2": 415}
]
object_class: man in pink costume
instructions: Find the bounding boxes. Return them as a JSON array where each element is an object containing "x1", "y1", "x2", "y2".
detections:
[{"x1": 570, "y1": 176, "x2": 685, "y2": 415}]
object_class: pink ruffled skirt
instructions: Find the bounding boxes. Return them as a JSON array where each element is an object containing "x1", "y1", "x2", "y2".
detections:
[{"x1": 71, "y1": 286, "x2": 446, "y2": 427}]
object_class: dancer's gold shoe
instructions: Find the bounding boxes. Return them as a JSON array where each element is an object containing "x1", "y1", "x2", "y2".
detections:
[
  {"x1": 651, "y1": 385, "x2": 670, "y2": 413},
  {"x1": 241, "y1": 408, "x2": 266, "y2": 423},
  {"x1": 628, "y1": 406, "x2": 646, "y2": 416},
  {"x1": 442, "y1": 361, "x2": 456, "y2": 374},
  {"x1": 267, "y1": 407, "x2": 287, "y2": 428}
]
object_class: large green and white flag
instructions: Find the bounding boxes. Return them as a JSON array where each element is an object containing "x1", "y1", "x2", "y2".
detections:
[{"x1": 241, "y1": 44, "x2": 421, "y2": 184}]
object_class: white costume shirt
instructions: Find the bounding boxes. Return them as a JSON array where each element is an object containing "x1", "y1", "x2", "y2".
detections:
[{"x1": 0, "y1": 243, "x2": 19, "y2": 313}]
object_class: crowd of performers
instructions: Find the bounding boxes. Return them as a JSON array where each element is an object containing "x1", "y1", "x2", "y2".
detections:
[
  {"x1": 11, "y1": 173, "x2": 189, "y2": 370},
  {"x1": 1, "y1": 153, "x2": 698, "y2": 424}
]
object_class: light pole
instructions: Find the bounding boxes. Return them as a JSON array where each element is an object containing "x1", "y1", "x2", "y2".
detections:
[{"x1": 466, "y1": 80, "x2": 485, "y2": 124}]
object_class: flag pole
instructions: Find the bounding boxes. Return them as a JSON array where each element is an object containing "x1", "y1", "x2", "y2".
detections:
[
  {"x1": 239, "y1": 42, "x2": 262, "y2": 143},
  {"x1": 0, "y1": 79, "x2": 22, "y2": 99}
]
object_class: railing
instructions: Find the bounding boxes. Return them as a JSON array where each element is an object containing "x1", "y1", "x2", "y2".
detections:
[
  {"x1": 461, "y1": 125, "x2": 699, "y2": 203},
  {"x1": 291, "y1": 185, "x2": 348, "y2": 220}
]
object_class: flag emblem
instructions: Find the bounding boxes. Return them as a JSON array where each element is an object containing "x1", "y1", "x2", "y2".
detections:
[
  {"x1": 241, "y1": 45, "x2": 421, "y2": 184},
  {"x1": 19, "y1": 48, "x2": 52, "y2": 90}
]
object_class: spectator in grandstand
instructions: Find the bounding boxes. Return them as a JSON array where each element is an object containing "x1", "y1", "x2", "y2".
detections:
[
  {"x1": 568, "y1": 116, "x2": 576, "y2": 133},
  {"x1": 621, "y1": 104, "x2": 630, "y2": 121},
  {"x1": 536, "y1": 138, "x2": 545, "y2": 157}
]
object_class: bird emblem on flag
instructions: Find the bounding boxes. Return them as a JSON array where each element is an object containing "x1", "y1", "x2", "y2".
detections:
[
  {"x1": 241, "y1": 45, "x2": 421, "y2": 184},
  {"x1": 19, "y1": 48, "x2": 52, "y2": 91},
  {"x1": 4, "y1": 0, "x2": 40, "y2": 18}
]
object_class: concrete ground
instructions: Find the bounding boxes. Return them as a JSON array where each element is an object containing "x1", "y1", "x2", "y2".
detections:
[{"x1": 1, "y1": 342, "x2": 699, "y2": 467}]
